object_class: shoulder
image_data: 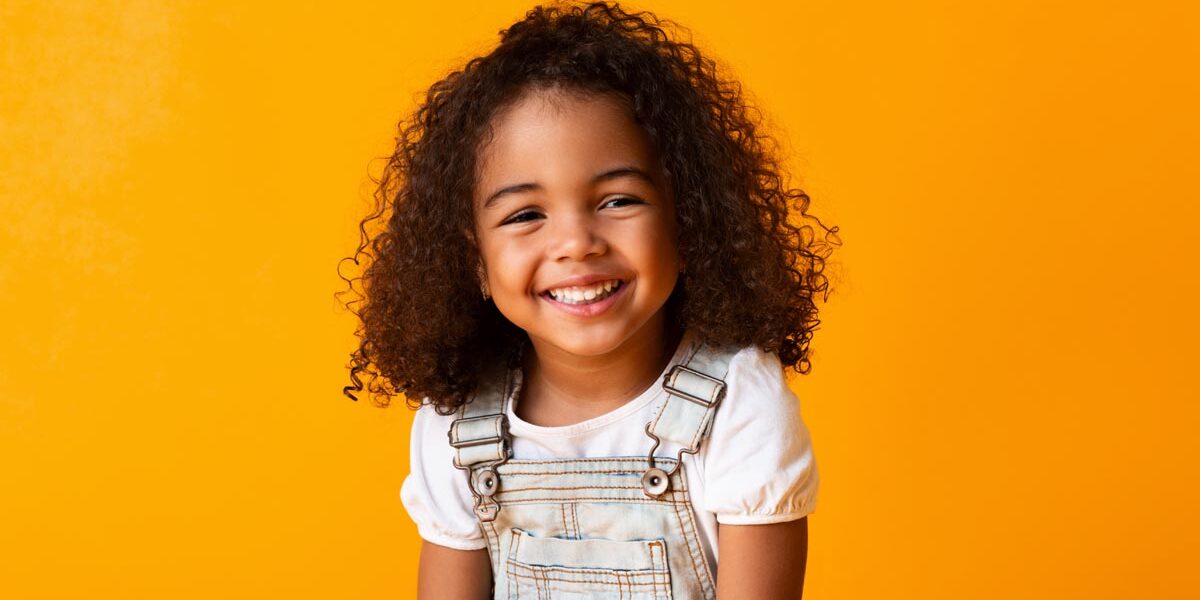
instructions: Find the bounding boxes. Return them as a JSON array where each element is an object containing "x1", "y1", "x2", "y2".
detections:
[
  {"x1": 697, "y1": 343, "x2": 820, "y2": 523},
  {"x1": 717, "y1": 343, "x2": 812, "y2": 449},
  {"x1": 722, "y1": 343, "x2": 797, "y2": 414},
  {"x1": 403, "y1": 400, "x2": 461, "y2": 494},
  {"x1": 399, "y1": 401, "x2": 487, "y2": 550},
  {"x1": 409, "y1": 398, "x2": 459, "y2": 442}
]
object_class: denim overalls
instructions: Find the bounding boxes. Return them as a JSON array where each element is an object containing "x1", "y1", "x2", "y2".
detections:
[{"x1": 447, "y1": 340, "x2": 738, "y2": 599}]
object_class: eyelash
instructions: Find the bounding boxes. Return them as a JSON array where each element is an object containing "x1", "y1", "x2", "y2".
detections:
[{"x1": 502, "y1": 196, "x2": 642, "y2": 225}]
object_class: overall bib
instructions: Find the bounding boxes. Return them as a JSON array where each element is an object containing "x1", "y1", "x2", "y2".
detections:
[{"x1": 447, "y1": 340, "x2": 738, "y2": 599}]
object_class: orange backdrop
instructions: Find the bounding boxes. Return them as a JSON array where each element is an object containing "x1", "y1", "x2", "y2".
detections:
[{"x1": 2, "y1": 0, "x2": 1197, "y2": 598}]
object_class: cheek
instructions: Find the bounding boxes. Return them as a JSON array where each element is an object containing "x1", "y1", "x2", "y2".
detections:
[
  {"x1": 639, "y1": 218, "x2": 682, "y2": 272},
  {"x1": 485, "y1": 241, "x2": 536, "y2": 294}
]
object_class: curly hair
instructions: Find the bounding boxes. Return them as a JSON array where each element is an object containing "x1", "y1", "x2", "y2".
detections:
[{"x1": 338, "y1": 0, "x2": 841, "y2": 412}]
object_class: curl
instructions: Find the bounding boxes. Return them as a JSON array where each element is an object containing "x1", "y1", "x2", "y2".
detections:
[{"x1": 335, "y1": 0, "x2": 843, "y2": 410}]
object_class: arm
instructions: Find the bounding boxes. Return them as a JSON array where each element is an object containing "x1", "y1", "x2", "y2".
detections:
[
  {"x1": 417, "y1": 541, "x2": 492, "y2": 600},
  {"x1": 715, "y1": 517, "x2": 809, "y2": 600}
]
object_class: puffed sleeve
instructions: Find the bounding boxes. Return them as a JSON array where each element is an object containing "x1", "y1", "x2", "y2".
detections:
[
  {"x1": 699, "y1": 345, "x2": 819, "y2": 524},
  {"x1": 399, "y1": 402, "x2": 488, "y2": 550}
]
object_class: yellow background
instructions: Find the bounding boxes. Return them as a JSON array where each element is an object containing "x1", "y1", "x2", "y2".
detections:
[{"x1": 2, "y1": 0, "x2": 1197, "y2": 598}]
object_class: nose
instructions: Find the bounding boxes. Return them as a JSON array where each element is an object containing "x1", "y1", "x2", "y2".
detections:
[{"x1": 549, "y1": 211, "x2": 607, "y2": 262}]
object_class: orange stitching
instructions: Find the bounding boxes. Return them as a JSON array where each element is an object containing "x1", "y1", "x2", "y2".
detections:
[
  {"x1": 499, "y1": 459, "x2": 677, "y2": 469},
  {"x1": 500, "y1": 457, "x2": 674, "y2": 465},
  {"x1": 671, "y1": 493, "x2": 706, "y2": 593},
  {"x1": 496, "y1": 468, "x2": 670, "y2": 476},
  {"x1": 505, "y1": 530, "x2": 526, "y2": 599},
  {"x1": 507, "y1": 564, "x2": 515, "y2": 599},
  {"x1": 507, "y1": 562, "x2": 665, "y2": 579},
  {"x1": 666, "y1": 468, "x2": 688, "y2": 492},
  {"x1": 497, "y1": 465, "x2": 656, "y2": 472},
  {"x1": 687, "y1": 410, "x2": 705, "y2": 450},
  {"x1": 493, "y1": 496, "x2": 683, "y2": 505},
  {"x1": 676, "y1": 472, "x2": 717, "y2": 594},
  {"x1": 648, "y1": 541, "x2": 661, "y2": 598},
  {"x1": 566, "y1": 503, "x2": 574, "y2": 538},
  {"x1": 535, "y1": 563, "x2": 547, "y2": 600},
  {"x1": 660, "y1": 540, "x2": 672, "y2": 599},
  {"x1": 510, "y1": 528, "x2": 523, "y2": 560},
  {"x1": 497, "y1": 484, "x2": 642, "y2": 492},
  {"x1": 494, "y1": 489, "x2": 687, "y2": 503},
  {"x1": 486, "y1": 520, "x2": 501, "y2": 578},
  {"x1": 521, "y1": 563, "x2": 536, "y2": 599},
  {"x1": 660, "y1": 539, "x2": 675, "y2": 599},
  {"x1": 520, "y1": 573, "x2": 663, "y2": 587}
]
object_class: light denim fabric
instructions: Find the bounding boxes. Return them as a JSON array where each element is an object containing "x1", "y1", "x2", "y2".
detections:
[
  {"x1": 486, "y1": 456, "x2": 708, "y2": 599},
  {"x1": 448, "y1": 340, "x2": 736, "y2": 599}
]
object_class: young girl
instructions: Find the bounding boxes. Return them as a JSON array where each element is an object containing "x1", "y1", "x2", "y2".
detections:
[{"x1": 341, "y1": 2, "x2": 840, "y2": 598}]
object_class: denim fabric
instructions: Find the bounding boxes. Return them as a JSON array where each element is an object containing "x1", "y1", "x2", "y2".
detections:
[
  {"x1": 449, "y1": 340, "x2": 736, "y2": 599},
  {"x1": 482, "y1": 457, "x2": 714, "y2": 599}
]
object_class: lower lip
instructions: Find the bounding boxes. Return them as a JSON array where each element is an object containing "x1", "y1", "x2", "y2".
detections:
[{"x1": 540, "y1": 281, "x2": 630, "y2": 318}]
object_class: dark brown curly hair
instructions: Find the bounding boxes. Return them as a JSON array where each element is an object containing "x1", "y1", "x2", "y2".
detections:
[{"x1": 338, "y1": 0, "x2": 841, "y2": 412}]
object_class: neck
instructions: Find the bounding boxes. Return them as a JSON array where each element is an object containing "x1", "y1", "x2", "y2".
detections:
[{"x1": 521, "y1": 313, "x2": 684, "y2": 421}]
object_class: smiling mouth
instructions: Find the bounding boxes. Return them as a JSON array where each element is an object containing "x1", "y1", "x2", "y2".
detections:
[{"x1": 539, "y1": 279, "x2": 625, "y2": 306}]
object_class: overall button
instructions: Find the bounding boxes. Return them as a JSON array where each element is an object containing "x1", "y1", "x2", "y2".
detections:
[
  {"x1": 473, "y1": 467, "x2": 500, "y2": 497},
  {"x1": 642, "y1": 467, "x2": 670, "y2": 497}
]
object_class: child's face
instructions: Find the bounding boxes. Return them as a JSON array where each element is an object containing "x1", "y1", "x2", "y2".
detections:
[{"x1": 472, "y1": 88, "x2": 681, "y2": 361}]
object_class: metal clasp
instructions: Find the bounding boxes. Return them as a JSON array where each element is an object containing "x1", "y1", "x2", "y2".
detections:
[
  {"x1": 449, "y1": 414, "x2": 511, "y2": 522},
  {"x1": 447, "y1": 414, "x2": 510, "y2": 448},
  {"x1": 662, "y1": 364, "x2": 727, "y2": 408},
  {"x1": 642, "y1": 365, "x2": 728, "y2": 498}
]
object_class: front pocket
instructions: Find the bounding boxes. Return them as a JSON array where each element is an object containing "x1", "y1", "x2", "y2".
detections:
[{"x1": 505, "y1": 528, "x2": 672, "y2": 599}]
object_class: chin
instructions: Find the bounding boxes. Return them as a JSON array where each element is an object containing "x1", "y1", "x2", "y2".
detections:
[{"x1": 535, "y1": 326, "x2": 630, "y2": 358}]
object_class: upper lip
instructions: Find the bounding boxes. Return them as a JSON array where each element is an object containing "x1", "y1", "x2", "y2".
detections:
[{"x1": 540, "y1": 274, "x2": 626, "y2": 294}]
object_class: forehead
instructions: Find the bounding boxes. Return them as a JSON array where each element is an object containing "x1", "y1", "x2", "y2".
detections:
[{"x1": 474, "y1": 88, "x2": 663, "y2": 202}]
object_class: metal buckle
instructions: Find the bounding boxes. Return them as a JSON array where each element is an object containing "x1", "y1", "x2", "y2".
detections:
[
  {"x1": 662, "y1": 365, "x2": 727, "y2": 407},
  {"x1": 447, "y1": 414, "x2": 510, "y2": 448},
  {"x1": 470, "y1": 466, "x2": 503, "y2": 522},
  {"x1": 642, "y1": 364, "x2": 728, "y2": 498}
]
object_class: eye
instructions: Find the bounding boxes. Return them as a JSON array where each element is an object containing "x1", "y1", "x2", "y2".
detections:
[
  {"x1": 601, "y1": 196, "x2": 643, "y2": 209},
  {"x1": 502, "y1": 210, "x2": 542, "y2": 226}
]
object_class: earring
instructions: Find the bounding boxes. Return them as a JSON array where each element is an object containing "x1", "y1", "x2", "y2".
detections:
[{"x1": 477, "y1": 264, "x2": 490, "y2": 301}]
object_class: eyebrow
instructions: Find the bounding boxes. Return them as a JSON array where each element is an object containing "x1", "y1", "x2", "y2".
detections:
[{"x1": 482, "y1": 166, "x2": 658, "y2": 209}]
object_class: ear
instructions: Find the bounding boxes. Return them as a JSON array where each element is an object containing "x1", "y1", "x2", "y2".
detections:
[
  {"x1": 463, "y1": 226, "x2": 484, "y2": 275},
  {"x1": 476, "y1": 261, "x2": 490, "y2": 300}
]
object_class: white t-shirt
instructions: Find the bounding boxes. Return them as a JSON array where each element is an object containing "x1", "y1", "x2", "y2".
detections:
[{"x1": 399, "y1": 331, "x2": 819, "y2": 575}]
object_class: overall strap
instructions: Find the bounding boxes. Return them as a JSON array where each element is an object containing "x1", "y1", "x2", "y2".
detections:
[
  {"x1": 447, "y1": 365, "x2": 514, "y2": 522},
  {"x1": 641, "y1": 340, "x2": 739, "y2": 497}
]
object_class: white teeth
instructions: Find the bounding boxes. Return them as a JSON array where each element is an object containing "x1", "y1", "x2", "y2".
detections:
[{"x1": 547, "y1": 280, "x2": 621, "y2": 305}]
